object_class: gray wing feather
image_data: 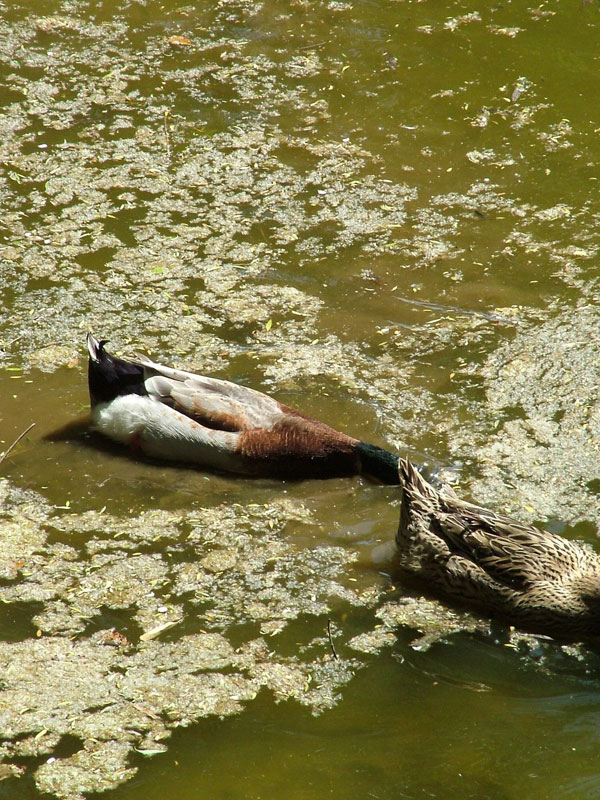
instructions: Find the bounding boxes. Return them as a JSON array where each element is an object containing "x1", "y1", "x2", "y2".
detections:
[{"x1": 138, "y1": 357, "x2": 284, "y2": 431}]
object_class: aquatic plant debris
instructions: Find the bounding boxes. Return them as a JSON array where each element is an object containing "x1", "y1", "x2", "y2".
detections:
[
  {"x1": 2, "y1": 0, "x2": 600, "y2": 796},
  {"x1": 0, "y1": 478, "x2": 475, "y2": 799},
  {"x1": 1, "y1": 471, "x2": 598, "y2": 798},
  {"x1": 451, "y1": 302, "x2": 600, "y2": 524}
]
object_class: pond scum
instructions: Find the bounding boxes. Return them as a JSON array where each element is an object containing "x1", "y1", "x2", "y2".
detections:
[
  {"x1": 0, "y1": 478, "x2": 491, "y2": 797},
  {"x1": 1, "y1": 0, "x2": 600, "y2": 796}
]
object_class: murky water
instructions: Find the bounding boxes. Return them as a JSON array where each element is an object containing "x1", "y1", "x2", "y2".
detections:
[{"x1": 2, "y1": 0, "x2": 600, "y2": 798}]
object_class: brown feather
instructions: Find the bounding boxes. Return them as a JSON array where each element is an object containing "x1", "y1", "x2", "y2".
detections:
[
  {"x1": 396, "y1": 457, "x2": 600, "y2": 640},
  {"x1": 239, "y1": 416, "x2": 360, "y2": 479},
  {"x1": 171, "y1": 396, "x2": 246, "y2": 432}
]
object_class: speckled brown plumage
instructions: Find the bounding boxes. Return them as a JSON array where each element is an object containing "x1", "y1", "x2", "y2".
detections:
[{"x1": 395, "y1": 457, "x2": 600, "y2": 640}]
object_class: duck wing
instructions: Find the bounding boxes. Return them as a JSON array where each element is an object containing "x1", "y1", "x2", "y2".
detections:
[
  {"x1": 398, "y1": 458, "x2": 586, "y2": 590},
  {"x1": 135, "y1": 356, "x2": 286, "y2": 433},
  {"x1": 435, "y1": 500, "x2": 587, "y2": 590}
]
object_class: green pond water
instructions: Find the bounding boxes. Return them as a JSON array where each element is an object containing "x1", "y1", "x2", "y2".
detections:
[{"x1": 1, "y1": 0, "x2": 600, "y2": 798}]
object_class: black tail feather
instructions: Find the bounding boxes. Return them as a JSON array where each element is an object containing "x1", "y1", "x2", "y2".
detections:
[
  {"x1": 356, "y1": 441, "x2": 400, "y2": 485},
  {"x1": 87, "y1": 333, "x2": 146, "y2": 406}
]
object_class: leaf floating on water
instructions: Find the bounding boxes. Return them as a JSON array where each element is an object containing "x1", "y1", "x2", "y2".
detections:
[
  {"x1": 265, "y1": 318, "x2": 273, "y2": 331},
  {"x1": 132, "y1": 703, "x2": 162, "y2": 720},
  {"x1": 167, "y1": 35, "x2": 192, "y2": 47}
]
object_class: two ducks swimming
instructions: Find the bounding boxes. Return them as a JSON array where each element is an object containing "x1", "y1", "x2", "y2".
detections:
[{"x1": 87, "y1": 333, "x2": 600, "y2": 641}]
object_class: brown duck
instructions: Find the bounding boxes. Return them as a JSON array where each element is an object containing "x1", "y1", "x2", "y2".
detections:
[{"x1": 395, "y1": 457, "x2": 600, "y2": 640}]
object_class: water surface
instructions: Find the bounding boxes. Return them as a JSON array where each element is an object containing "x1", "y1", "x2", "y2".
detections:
[{"x1": 1, "y1": 1, "x2": 600, "y2": 798}]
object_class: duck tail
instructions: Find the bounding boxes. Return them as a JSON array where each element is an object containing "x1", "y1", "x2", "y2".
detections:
[
  {"x1": 87, "y1": 333, "x2": 146, "y2": 406},
  {"x1": 398, "y1": 457, "x2": 437, "y2": 497},
  {"x1": 397, "y1": 457, "x2": 441, "y2": 539},
  {"x1": 397, "y1": 457, "x2": 431, "y2": 547}
]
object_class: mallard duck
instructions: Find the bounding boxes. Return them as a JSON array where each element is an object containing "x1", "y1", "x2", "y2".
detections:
[
  {"x1": 86, "y1": 333, "x2": 399, "y2": 483},
  {"x1": 395, "y1": 457, "x2": 600, "y2": 639}
]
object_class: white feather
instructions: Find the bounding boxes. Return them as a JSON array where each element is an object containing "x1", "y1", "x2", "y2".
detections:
[{"x1": 90, "y1": 394, "x2": 243, "y2": 472}]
